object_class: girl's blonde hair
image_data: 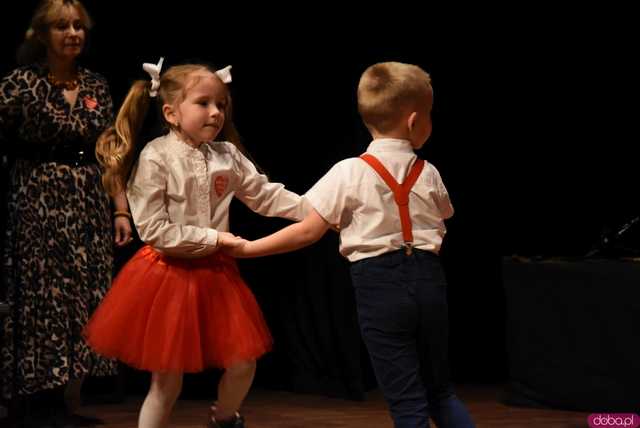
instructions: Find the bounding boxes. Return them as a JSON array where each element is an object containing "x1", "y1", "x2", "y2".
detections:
[
  {"x1": 357, "y1": 62, "x2": 433, "y2": 134},
  {"x1": 18, "y1": 0, "x2": 93, "y2": 65},
  {"x1": 95, "y1": 64, "x2": 244, "y2": 196}
]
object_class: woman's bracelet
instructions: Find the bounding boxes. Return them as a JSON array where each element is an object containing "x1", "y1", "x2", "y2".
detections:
[{"x1": 114, "y1": 210, "x2": 132, "y2": 220}]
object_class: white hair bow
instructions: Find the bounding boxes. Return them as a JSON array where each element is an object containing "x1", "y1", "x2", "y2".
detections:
[
  {"x1": 142, "y1": 57, "x2": 164, "y2": 97},
  {"x1": 215, "y1": 65, "x2": 232, "y2": 84}
]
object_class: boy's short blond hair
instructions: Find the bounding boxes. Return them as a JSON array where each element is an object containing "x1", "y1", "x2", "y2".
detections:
[{"x1": 357, "y1": 62, "x2": 433, "y2": 134}]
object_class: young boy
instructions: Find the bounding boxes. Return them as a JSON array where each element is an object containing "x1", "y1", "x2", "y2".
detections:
[{"x1": 228, "y1": 62, "x2": 475, "y2": 428}]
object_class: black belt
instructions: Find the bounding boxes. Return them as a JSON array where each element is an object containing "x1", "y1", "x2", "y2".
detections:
[{"x1": 14, "y1": 140, "x2": 97, "y2": 166}]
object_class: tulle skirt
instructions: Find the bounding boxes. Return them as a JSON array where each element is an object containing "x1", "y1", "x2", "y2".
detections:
[{"x1": 84, "y1": 245, "x2": 272, "y2": 372}]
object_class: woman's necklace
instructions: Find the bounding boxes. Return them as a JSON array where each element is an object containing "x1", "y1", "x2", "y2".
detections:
[{"x1": 47, "y1": 72, "x2": 79, "y2": 91}]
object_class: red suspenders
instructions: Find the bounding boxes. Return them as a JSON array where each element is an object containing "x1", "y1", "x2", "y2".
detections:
[{"x1": 360, "y1": 153, "x2": 425, "y2": 255}]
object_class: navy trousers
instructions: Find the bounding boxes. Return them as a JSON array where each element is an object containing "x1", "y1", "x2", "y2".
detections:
[{"x1": 350, "y1": 249, "x2": 475, "y2": 428}]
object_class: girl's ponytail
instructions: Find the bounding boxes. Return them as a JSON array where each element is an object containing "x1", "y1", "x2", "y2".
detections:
[{"x1": 96, "y1": 80, "x2": 151, "y2": 196}]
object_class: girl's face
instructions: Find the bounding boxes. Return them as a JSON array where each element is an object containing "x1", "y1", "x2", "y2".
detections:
[
  {"x1": 45, "y1": 5, "x2": 85, "y2": 62},
  {"x1": 166, "y1": 71, "x2": 228, "y2": 146}
]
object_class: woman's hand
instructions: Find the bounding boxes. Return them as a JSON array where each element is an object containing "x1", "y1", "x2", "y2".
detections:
[{"x1": 114, "y1": 216, "x2": 133, "y2": 246}]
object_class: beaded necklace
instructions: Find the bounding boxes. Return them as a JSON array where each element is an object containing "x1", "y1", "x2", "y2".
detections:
[{"x1": 47, "y1": 72, "x2": 79, "y2": 90}]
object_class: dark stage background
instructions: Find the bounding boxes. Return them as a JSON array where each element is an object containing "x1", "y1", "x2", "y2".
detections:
[{"x1": 2, "y1": 1, "x2": 638, "y2": 410}]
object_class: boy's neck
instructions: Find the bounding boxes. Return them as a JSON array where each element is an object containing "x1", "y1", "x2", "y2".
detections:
[
  {"x1": 370, "y1": 117, "x2": 411, "y2": 140},
  {"x1": 370, "y1": 130, "x2": 411, "y2": 141}
]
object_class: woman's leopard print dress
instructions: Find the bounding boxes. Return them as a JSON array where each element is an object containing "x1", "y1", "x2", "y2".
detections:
[{"x1": 0, "y1": 63, "x2": 117, "y2": 398}]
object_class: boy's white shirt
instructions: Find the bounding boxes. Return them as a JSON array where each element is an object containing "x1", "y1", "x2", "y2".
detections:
[
  {"x1": 305, "y1": 138, "x2": 454, "y2": 262},
  {"x1": 127, "y1": 130, "x2": 307, "y2": 257}
]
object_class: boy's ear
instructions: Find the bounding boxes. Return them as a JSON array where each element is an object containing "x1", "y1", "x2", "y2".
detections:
[
  {"x1": 407, "y1": 111, "x2": 418, "y2": 132},
  {"x1": 162, "y1": 104, "x2": 178, "y2": 126}
]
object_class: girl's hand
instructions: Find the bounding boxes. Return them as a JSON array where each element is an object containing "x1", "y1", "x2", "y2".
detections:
[
  {"x1": 114, "y1": 216, "x2": 133, "y2": 246},
  {"x1": 217, "y1": 231, "x2": 247, "y2": 249}
]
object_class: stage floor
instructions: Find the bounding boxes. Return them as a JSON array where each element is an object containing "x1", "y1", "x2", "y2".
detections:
[{"x1": 75, "y1": 384, "x2": 589, "y2": 428}]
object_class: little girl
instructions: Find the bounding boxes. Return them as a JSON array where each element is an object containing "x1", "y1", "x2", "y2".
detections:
[{"x1": 84, "y1": 58, "x2": 307, "y2": 428}]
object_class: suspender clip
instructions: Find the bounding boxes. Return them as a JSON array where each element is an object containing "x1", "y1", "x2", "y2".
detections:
[{"x1": 404, "y1": 242, "x2": 413, "y2": 256}]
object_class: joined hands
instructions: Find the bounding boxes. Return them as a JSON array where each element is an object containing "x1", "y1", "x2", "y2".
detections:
[{"x1": 217, "y1": 232, "x2": 248, "y2": 255}]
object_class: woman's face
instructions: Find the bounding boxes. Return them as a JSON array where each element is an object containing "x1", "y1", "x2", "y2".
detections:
[{"x1": 45, "y1": 5, "x2": 85, "y2": 62}]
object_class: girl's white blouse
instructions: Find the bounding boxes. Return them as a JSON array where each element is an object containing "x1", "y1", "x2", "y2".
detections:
[{"x1": 127, "y1": 131, "x2": 307, "y2": 258}]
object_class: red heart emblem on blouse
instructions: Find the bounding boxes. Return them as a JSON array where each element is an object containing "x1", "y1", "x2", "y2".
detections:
[
  {"x1": 83, "y1": 96, "x2": 98, "y2": 109},
  {"x1": 214, "y1": 175, "x2": 228, "y2": 197}
]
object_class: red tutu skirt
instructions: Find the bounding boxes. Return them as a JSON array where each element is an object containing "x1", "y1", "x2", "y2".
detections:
[{"x1": 84, "y1": 245, "x2": 272, "y2": 373}]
